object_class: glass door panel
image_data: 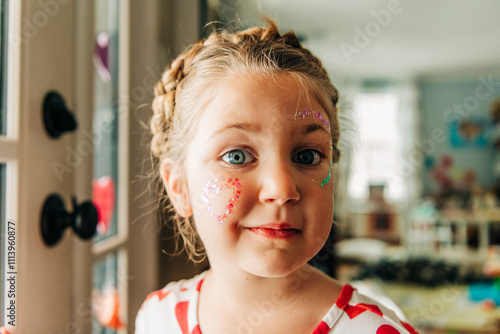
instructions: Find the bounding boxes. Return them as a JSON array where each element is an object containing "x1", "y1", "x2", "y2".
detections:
[
  {"x1": 92, "y1": 0, "x2": 120, "y2": 242},
  {"x1": 92, "y1": 251, "x2": 124, "y2": 334},
  {"x1": 91, "y1": 1, "x2": 127, "y2": 333}
]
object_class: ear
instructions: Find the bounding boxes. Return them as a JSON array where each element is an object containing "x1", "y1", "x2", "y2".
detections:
[{"x1": 160, "y1": 159, "x2": 193, "y2": 218}]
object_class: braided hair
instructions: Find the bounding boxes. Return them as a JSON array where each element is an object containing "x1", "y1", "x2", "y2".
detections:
[{"x1": 151, "y1": 19, "x2": 340, "y2": 262}]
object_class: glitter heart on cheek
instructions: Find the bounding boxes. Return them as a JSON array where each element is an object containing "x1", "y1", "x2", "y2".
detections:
[{"x1": 201, "y1": 178, "x2": 241, "y2": 223}]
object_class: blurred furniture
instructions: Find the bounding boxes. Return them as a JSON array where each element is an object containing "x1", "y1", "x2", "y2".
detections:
[
  {"x1": 335, "y1": 240, "x2": 500, "y2": 332},
  {"x1": 408, "y1": 207, "x2": 500, "y2": 255},
  {"x1": 380, "y1": 282, "x2": 500, "y2": 333},
  {"x1": 348, "y1": 184, "x2": 402, "y2": 244},
  {"x1": 437, "y1": 208, "x2": 500, "y2": 254}
]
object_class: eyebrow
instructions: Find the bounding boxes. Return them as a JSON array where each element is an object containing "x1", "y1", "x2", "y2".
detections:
[
  {"x1": 209, "y1": 121, "x2": 331, "y2": 140},
  {"x1": 300, "y1": 123, "x2": 331, "y2": 136},
  {"x1": 209, "y1": 122, "x2": 262, "y2": 139}
]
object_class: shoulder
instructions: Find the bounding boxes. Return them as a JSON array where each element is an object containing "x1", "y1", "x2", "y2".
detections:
[
  {"x1": 135, "y1": 272, "x2": 206, "y2": 334},
  {"x1": 325, "y1": 285, "x2": 419, "y2": 334},
  {"x1": 142, "y1": 271, "x2": 205, "y2": 307}
]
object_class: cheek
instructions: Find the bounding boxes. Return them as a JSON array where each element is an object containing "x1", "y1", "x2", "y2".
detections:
[
  {"x1": 308, "y1": 192, "x2": 334, "y2": 253},
  {"x1": 307, "y1": 180, "x2": 334, "y2": 222},
  {"x1": 198, "y1": 176, "x2": 242, "y2": 224}
]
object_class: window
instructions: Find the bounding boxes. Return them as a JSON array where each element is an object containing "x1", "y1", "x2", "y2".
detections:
[
  {"x1": 348, "y1": 91, "x2": 403, "y2": 202},
  {"x1": 91, "y1": 1, "x2": 128, "y2": 332},
  {"x1": 92, "y1": 0, "x2": 120, "y2": 244}
]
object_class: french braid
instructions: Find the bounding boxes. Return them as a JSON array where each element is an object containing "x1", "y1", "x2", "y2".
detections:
[{"x1": 151, "y1": 19, "x2": 340, "y2": 261}]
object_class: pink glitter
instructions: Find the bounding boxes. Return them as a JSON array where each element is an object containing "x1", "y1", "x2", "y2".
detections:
[
  {"x1": 294, "y1": 108, "x2": 330, "y2": 129},
  {"x1": 202, "y1": 177, "x2": 241, "y2": 224}
]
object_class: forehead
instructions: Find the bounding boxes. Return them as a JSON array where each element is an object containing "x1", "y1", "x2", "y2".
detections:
[{"x1": 200, "y1": 73, "x2": 326, "y2": 127}]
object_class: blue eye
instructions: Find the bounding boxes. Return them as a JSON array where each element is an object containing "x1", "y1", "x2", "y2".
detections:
[
  {"x1": 292, "y1": 149, "x2": 323, "y2": 166},
  {"x1": 222, "y1": 149, "x2": 255, "y2": 165}
]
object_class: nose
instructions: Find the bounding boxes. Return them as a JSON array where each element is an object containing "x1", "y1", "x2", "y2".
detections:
[{"x1": 258, "y1": 158, "x2": 300, "y2": 206}]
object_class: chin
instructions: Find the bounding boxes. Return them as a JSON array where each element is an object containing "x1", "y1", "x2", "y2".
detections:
[{"x1": 243, "y1": 254, "x2": 308, "y2": 278}]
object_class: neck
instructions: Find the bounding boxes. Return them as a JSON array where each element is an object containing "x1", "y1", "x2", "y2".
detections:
[{"x1": 202, "y1": 262, "x2": 320, "y2": 314}]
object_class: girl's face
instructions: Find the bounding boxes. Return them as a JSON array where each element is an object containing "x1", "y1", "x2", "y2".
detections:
[{"x1": 184, "y1": 73, "x2": 334, "y2": 278}]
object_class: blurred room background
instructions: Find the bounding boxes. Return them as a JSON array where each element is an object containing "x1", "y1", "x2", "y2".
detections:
[{"x1": 1, "y1": 0, "x2": 500, "y2": 333}]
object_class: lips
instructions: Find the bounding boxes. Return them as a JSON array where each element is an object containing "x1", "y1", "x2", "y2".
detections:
[{"x1": 247, "y1": 223, "x2": 300, "y2": 239}]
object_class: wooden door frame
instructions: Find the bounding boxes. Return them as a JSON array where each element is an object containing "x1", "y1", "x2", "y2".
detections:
[
  {"x1": 13, "y1": 0, "x2": 161, "y2": 332},
  {"x1": 16, "y1": 0, "x2": 76, "y2": 331}
]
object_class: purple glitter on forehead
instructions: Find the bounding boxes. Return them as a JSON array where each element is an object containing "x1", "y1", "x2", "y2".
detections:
[{"x1": 294, "y1": 108, "x2": 330, "y2": 129}]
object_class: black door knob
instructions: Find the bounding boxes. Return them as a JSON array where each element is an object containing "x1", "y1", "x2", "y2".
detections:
[
  {"x1": 40, "y1": 194, "x2": 98, "y2": 246},
  {"x1": 42, "y1": 91, "x2": 78, "y2": 138}
]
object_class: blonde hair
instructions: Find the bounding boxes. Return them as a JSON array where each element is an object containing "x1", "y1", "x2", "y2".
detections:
[{"x1": 151, "y1": 19, "x2": 340, "y2": 262}]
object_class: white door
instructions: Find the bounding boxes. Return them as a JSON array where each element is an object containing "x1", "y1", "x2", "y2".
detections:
[{"x1": 1, "y1": 0, "x2": 161, "y2": 332}]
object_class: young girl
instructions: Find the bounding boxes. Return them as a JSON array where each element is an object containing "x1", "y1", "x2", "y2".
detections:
[{"x1": 136, "y1": 20, "x2": 418, "y2": 334}]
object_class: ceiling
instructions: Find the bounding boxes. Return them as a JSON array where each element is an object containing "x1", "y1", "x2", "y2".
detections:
[{"x1": 235, "y1": 0, "x2": 500, "y2": 81}]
